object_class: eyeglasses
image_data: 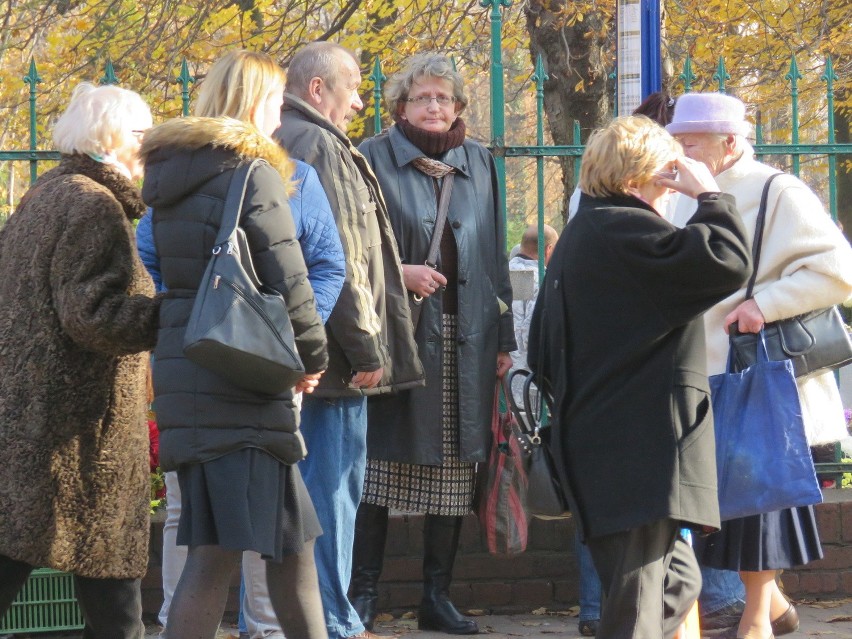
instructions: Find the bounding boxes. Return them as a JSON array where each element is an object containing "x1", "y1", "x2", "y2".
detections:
[
  {"x1": 131, "y1": 130, "x2": 146, "y2": 138},
  {"x1": 403, "y1": 95, "x2": 456, "y2": 106}
]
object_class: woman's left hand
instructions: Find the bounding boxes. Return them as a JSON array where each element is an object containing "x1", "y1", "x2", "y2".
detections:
[
  {"x1": 295, "y1": 371, "x2": 324, "y2": 394},
  {"x1": 496, "y1": 352, "x2": 513, "y2": 379},
  {"x1": 724, "y1": 299, "x2": 766, "y2": 334}
]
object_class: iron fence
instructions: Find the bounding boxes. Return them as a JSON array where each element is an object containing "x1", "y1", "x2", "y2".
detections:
[{"x1": 1, "y1": 3, "x2": 851, "y2": 478}]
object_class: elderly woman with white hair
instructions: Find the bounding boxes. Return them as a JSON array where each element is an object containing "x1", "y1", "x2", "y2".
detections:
[
  {"x1": 0, "y1": 82, "x2": 160, "y2": 638},
  {"x1": 669, "y1": 93, "x2": 852, "y2": 639}
]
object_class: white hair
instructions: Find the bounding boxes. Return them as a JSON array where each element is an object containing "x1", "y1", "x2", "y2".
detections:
[{"x1": 53, "y1": 83, "x2": 152, "y2": 156}]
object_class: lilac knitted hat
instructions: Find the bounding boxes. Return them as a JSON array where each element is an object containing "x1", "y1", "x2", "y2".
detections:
[{"x1": 665, "y1": 93, "x2": 751, "y2": 137}]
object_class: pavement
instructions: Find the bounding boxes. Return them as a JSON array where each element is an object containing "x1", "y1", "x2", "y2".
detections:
[
  {"x1": 10, "y1": 598, "x2": 851, "y2": 638},
  {"x1": 115, "y1": 598, "x2": 852, "y2": 639}
]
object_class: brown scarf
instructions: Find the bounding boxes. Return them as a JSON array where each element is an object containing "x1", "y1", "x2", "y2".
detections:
[{"x1": 398, "y1": 117, "x2": 466, "y2": 157}]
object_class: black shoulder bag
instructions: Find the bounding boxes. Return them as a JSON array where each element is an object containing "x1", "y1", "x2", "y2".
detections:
[
  {"x1": 729, "y1": 172, "x2": 852, "y2": 379},
  {"x1": 183, "y1": 160, "x2": 306, "y2": 395}
]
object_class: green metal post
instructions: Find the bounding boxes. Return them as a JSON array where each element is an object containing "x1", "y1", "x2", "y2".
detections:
[
  {"x1": 23, "y1": 59, "x2": 41, "y2": 185},
  {"x1": 175, "y1": 59, "x2": 195, "y2": 117},
  {"x1": 713, "y1": 57, "x2": 729, "y2": 94},
  {"x1": 100, "y1": 59, "x2": 118, "y2": 85},
  {"x1": 533, "y1": 55, "x2": 548, "y2": 282},
  {"x1": 679, "y1": 56, "x2": 695, "y2": 94},
  {"x1": 482, "y1": 0, "x2": 511, "y2": 249},
  {"x1": 822, "y1": 57, "x2": 838, "y2": 221},
  {"x1": 573, "y1": 121, "x2": 582, "y2": 186},
  {"x1": 369, "y1": 57, "x2": 386, "y2": 136},
  {"x1": 786, "y1": 56, "x2": 802, "y2": 176}
]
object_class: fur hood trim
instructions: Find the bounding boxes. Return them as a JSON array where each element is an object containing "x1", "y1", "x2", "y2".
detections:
[{"x1": 141, "y1": 117, "x2": 293, "y2": 186}]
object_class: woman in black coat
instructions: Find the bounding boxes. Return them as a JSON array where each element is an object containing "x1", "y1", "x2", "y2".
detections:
[
  {"x1": 528, "y1": 116, "x2": 752, "y2": 639},
  {"x1": 351, "y1": 53, "x2": 516, "y2": 635},
  {"x1": 140, "y1": 50, "x2": 328, "y2": 639}
]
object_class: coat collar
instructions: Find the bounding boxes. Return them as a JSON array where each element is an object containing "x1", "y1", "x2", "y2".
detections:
[
  {"x1": 578, "y1": 190, "x2": 658, "y2": 216},
  {"x1": 282, "y1": 93, "x2": 356, "y2": 152},
  {"x1": 387, "y1": 125, "x2": 471, "y2": 177},
  {"x1": 45, "y1": 154, "x2": 146, "y2": 221}
]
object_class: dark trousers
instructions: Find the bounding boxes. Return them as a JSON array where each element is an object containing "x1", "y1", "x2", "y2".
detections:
[
  {"x1": 0, "y1": 554, "x2": 144, "y2": 639},
  {"x1": 586, "y1": 518, "x2": 701, "y2": 639}
]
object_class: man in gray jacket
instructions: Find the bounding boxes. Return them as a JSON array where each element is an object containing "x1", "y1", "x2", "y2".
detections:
[{"x1": 267, "y1": 42, "x2": 423, "y2": 639}]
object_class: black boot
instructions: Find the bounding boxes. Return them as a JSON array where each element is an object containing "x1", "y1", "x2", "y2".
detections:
[
  {"x1": 418, "y1": 514, "x2": 479, "y2": 635},
  {"x1": 349, "y1": 502, "x2": 389, "y2": 631}
]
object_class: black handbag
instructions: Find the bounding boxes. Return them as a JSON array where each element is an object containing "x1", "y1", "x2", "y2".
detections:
[
  {"x1": 729, "y1": 172, "x2": 852, "y2": 379},
  {"x1": 505, "y1": 369, "x2": 569, "y2": 518},
  {"x1": 183, "y1": 160, "x2": 306, "y2": 395}
]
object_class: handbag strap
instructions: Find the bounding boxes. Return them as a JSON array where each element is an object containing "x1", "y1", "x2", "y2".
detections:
[
  {"x1": 424, "y1": 172, "x2": 455, "y2": 268},
  {"x1": 214, "y1": 159, "x2": 265, "y2": 247},
  {"x1": 744, "y1": 172, "x2": 784, "y2": 299}
]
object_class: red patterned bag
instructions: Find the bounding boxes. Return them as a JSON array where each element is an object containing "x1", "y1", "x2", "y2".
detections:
[{"x1": 477, "y1": 381, "x2": 529, "y2": 555}]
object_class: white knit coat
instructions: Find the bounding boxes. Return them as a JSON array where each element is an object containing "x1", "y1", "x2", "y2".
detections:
[{"x1": 672, "y1": 146, "x2": 852, "y2": 445}]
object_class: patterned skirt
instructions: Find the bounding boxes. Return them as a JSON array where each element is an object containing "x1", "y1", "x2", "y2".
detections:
[{"x1": 362, "y1": 314, "x2": 476, "y2": 516}]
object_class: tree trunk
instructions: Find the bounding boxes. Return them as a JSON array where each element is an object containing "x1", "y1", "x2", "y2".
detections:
[{"x1": 525, "y1": 0, "x2": 613, "y2": 225}]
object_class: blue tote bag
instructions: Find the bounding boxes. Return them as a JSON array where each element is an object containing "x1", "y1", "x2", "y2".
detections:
[{"x1": 710, "y1": 332, "x2": 822, "y2": 521}]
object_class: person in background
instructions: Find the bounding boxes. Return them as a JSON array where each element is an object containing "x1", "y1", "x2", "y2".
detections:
[
  {"x1": 141, "y1": 49, "x2": 329, "y2": 639},
  {"x1": 0, "y1": 82, "x2": 160, "y2": 638},
  {"x1": 349, "y1": 52, "x2": 516, "y2": 636},
  {"x1": 530, "y1": 115, "x2": 753, "y2": 638},
  {"x1": 276, "y1": 41, "x2": 424, "y2": 639},
  {"x1": 137, "y1": 156, "x2": 345, "y2": 638},
  {"x1": 509, "y1": 223, "x2": 558, "y2": 377},
  {"x1": 668, "y1": 92, "x2": 852, "y2": 639}
]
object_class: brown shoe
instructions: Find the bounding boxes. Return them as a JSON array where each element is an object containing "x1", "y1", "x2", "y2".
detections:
[{"x1": 770, "y1": 603, "x2": 799, "y2": 636}]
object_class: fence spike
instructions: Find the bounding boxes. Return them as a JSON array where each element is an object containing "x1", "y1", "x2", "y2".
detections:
[
  {"x1": 174, "y1": 59, "x2": 195, "y2": 117},
  {"x1": 369, "y1": 57, "x2": 386, "y2": 136},
  {"x1": 822, "y1": 57, "x2": 838, "y2": 219},
  {"x1": 712, "y1": 57, "x2": 730, "y2": 93},
  {"x1": 678, "y1": 56, "x2": 695, "y2": 94},
  {"x1": 786, "y1": 55, "x2": 802, "y2": 175},
  {"x1": 100, "y1": 59, "x2": 118, "y2": 85}
]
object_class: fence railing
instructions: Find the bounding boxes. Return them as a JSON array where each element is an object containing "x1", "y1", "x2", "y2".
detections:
[{"x1": 1, "y1": 19, "x2": 851, "y2": 478}]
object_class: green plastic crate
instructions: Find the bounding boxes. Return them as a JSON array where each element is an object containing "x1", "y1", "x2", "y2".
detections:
[{"x1": 0, "y1": 568, "x2": 84, "y2": 634}]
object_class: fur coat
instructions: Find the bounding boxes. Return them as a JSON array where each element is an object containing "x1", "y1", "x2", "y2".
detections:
[{"x1": 0, "y1": 154, "x2": 160, "y2": 578}]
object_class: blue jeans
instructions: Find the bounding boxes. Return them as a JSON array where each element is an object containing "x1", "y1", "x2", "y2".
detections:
[
  {"x1": 299, "y1": 395, "x2": 368, "y2": 639},
  {"x1": 575, "y1": 530, "x2": 602, "y2": 621},
  {"x1": 238, "y1": 577, "x2": 247, "y2": 634},
  {"x1": 698, "y1": 566, "x2": 745, "y2": 614}
]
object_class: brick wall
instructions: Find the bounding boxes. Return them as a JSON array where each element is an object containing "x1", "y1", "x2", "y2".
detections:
[
  {"x1": 781, "y1": 496, "x2": 852, "y2": 598},
  {"x1": 142, "y1": 497, "x2": 852, "y2": 620}
]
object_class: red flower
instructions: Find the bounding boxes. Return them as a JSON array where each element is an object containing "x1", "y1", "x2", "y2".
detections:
[{"x1": 148, "y1": 419, "x2": 160, "y2": 472}]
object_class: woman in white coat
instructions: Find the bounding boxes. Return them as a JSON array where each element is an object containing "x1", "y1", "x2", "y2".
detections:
[{"x1": 669, "y1": 92, "x2": 852, "y2": 639}]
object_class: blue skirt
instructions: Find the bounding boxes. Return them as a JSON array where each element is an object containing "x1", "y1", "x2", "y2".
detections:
[
  {"x1": 176, "y1": 448, "x2": 322, "y2": 562},
  {"x1": 694, "y1": 505, "x2": 823, "y2": 571}
]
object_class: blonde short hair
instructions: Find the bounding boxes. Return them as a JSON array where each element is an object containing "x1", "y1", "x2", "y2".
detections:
[
  {"x1": 579, "y1": 116, "x2": 681, "y2": 198},
  {"x1": 195, "y1": 50, "x2": 285, "y2": 121},
  {"x1": 52, "y1": 83, "x2": 152, "y2": 156}
]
